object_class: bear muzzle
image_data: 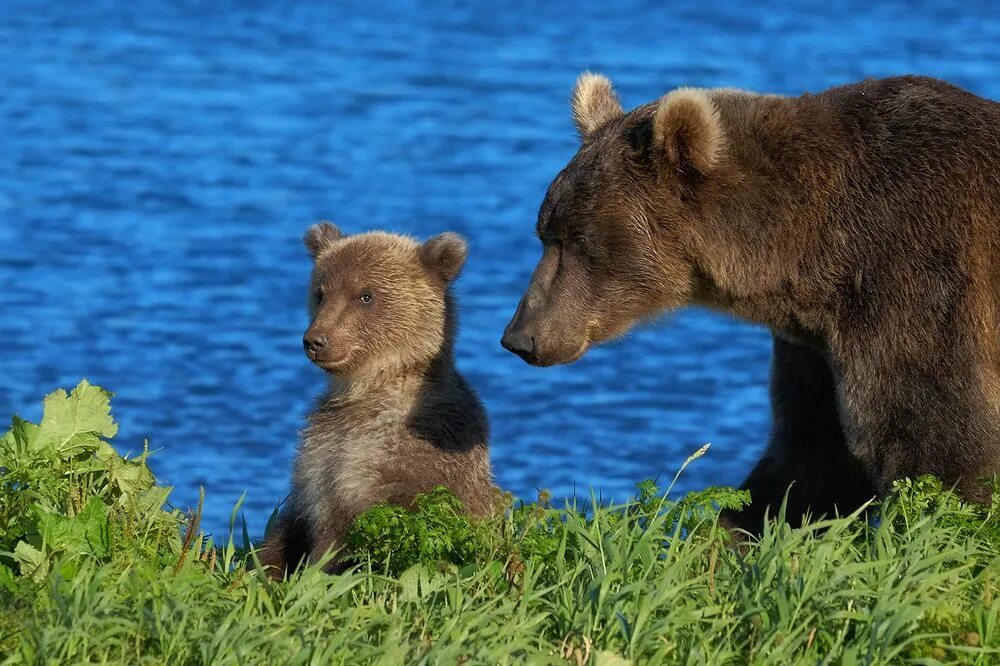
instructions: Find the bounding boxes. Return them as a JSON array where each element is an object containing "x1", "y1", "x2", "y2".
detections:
[
  {"x1": 502, "y1": 311, "x2": 590, "y2": 367},
  {"x1": 302, "y1": 330, "x2": 353, "y2": 370},
  {"x1": 500, "y1": 325, "x2": 538, "y2": 364},
  {"x1": 302, "y1": 332, "x2": 328, "y2": 357}
]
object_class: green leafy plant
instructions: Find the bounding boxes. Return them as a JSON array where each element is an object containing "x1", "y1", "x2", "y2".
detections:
[
  {"x1": 0, "y1": 381, "x2": 185, "y2": 584},
  {"x1": 342, "y1": 486, "x2": 491, "y2": 576},
  {"x1": 2, "y1": 382, "x2": 999, "y2": 665}
]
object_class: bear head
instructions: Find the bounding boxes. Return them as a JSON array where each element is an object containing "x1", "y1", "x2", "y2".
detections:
[
  {"x1": 502, "y1": 72, "x2": 731, "y2": 366},
  {"x1": 302, "y1": 223, "x2": 467, "y2": 378}
]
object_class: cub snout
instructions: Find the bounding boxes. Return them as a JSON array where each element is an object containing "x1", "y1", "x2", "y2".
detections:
[{"x1": 302, "y1": 332, "x2": 328, "y2": 358}]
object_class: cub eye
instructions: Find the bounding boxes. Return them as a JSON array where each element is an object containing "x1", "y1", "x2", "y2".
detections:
[
  {"x1": 571, "y1": 234, "x2": 586, "y2": 247},
  {"x1": 313, "y1": 288, "x2": 324, "y2": 302},
  {"x1": 359, "y1": 292, "x2": 373, "y2": 304}
]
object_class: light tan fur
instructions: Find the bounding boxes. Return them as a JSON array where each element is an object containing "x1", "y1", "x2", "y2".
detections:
[
  {"x1": 571, "y1": 72, "x2": 624, "y2": 137},
  {"x1": 259, "y1": 226, "x2": 495, "y2": 578},
  {"x1": 654, "y1": 88, "x2": 727, "y2": 173}
]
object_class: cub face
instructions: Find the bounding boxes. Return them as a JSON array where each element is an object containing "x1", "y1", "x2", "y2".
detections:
[
  {"x1": 302, "y1": 223, "x2": 467, "y2": 378},
  {"x1": 502, "y1": 73, "x2": 729, "y2": 366}
]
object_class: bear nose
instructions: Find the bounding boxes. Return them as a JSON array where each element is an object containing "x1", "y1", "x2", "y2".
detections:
[
  {"x1": 500, "y1": 328, "x2": 537, "y2": 363},
  {"x1": 302, "y1": 333, "x2": 328, "y2": 356}
]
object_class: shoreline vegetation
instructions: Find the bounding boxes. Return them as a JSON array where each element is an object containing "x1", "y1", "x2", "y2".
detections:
[{"x1": 2, "y1": 382, "x2": 999, "y2": 664}]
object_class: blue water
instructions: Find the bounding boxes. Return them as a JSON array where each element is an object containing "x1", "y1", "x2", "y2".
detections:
[{"x1": 2, "y1": 1, "x2": 999, "y2": 537}]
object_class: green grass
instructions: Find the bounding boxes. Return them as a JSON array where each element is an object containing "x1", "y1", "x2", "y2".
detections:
[{"x1": 2, "y1": 382, "x2": 1000, "y2": 664}]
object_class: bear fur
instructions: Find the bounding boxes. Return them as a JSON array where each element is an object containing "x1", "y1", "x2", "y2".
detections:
[
  {"x1": 502, "y1": 73, "x2": 1000, "y2": 532},
  {"x1": 260, "y1": 224, "x2": 495, "y2": 578}
]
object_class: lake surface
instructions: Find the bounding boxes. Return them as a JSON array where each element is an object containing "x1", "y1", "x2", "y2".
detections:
[{"x1": 2, "y1": 0, "x2": 998, "y2": 537}]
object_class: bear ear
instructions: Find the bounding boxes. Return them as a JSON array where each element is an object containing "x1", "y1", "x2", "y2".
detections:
[
  {"x1": 652, "y1": 88, "x2": 726, "y2": 176},
  {"x1": 419, "y1": 232, "x2": 468, "y2": 283},
  {"x1": 303, "y1": 221, "x2": 344, "y2": 259},
  {"x1": 571, "y1": 72, "x2": 624, "y2": 138}
]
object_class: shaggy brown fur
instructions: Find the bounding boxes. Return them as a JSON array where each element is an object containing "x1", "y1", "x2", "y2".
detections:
[
  {"x1": 502, "y1": 73, "x2": 1000, "y2": 533},
  {"x1": 260, "y1": 224, "x2": 495, "y2": 578}
]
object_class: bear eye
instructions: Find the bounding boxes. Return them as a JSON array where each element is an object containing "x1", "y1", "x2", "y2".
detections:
[
  {"x1": 313, "y1": 288, "x2": 324, "y2": 303},
  {"x1": 571, "y1": 234, "x2": 587, "y2": 248},
  {"x1": 359, "y1": 292, "x2": 373, "y2": 304}
]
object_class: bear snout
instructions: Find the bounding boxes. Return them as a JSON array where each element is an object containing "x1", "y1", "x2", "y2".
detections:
[
  {"x1": 500, "y1": 325, "x2": 538, "y2": 364},
  {"x1": 302, "y1": 332, "x2": 328, "y2": 358}
]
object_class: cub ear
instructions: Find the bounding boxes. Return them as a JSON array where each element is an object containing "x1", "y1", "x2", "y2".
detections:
[
  {"x1": 571, "y1": 72, "x2": 624, "y2": 138},
  {"x1": 303, "y1": 221, "x2": 344, "y2": 259},
  {"x1": 419, "y1": 232, "x2": 468, "y2": 283},
  {"x1": 653, "y1": 88, "x2": 726, "y2": 176}
]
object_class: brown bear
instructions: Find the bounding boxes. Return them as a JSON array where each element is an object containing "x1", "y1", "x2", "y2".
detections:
[
  {"x1": 259, "y1": 223, "x2": 496, "y2": 578},
  {"x1": 501, "y1": 73, "x2": 1000, "y2": 533}
]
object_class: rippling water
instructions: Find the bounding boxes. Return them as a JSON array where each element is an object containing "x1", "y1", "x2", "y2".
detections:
[{"x1": 2, "y1": 1, "x2": 998, "y2": 536}]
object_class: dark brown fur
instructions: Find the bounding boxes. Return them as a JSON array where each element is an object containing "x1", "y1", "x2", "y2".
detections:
[
  {"x1": 260, "y1": 225, "x2": 495, "y2": 578},
  {"x1": 502, "y1": 74, "x2": 1000, "y2": 532}
]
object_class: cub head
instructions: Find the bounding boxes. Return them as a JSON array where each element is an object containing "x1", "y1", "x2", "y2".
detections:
[
  {"x1": 501, "y1": 72, "x2": 729, "y2": 366},
  {"x1": 302, "y1": 222, "x2": 468, "y2": 378}
]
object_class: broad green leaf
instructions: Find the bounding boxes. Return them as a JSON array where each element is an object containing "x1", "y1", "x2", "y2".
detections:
[
  {"x1": 0, "y1": 561, "x2": 14, "y2": 591},
  {"x1": 1, "y1": 416, "x2": 40, "y2": 461},
  {"x1": 398, "y1": 564, "x2": 446, "y2": 601},
  {"x1": 12, "y1": 540, "x2": 47, "y2": 581},
  {"x1": 96, "y1": 441, "x2": 155, "y2": 498},
  {"x1": 38, "y1": 497, "x2": 110, "y2": 559},
  {"x1": 135, "y1": 485, "x2": 172, "y2": 516},
  {"x1": 34, "y1": 380, "x2": 118, "y2": 457},
  {"x1": 595, "y1": 651, "x2": 632, "y2": 666}
]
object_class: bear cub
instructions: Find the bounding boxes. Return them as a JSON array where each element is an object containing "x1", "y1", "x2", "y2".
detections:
[{"x1": 260, "y1": 223, "x2": 496, "y2": 578}]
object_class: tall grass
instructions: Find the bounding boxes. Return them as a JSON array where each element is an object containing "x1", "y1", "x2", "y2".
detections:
[{"x1": 2, "y1": 382, "x2": 998, "y2": 664}]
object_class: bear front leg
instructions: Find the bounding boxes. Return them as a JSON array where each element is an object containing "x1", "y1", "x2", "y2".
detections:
[
  {"x1": 722, "y1": 335, "x2": 876, "y2": 534},
  {"x1": 834, "y1": 341, "x2": 1000, "y2": 503},
  {"x1": 258, "y1": 504, "x2": 312, "y2": 580},
  {"x1": 308, "y1": 505, "x2": 363, "y2": 573}
]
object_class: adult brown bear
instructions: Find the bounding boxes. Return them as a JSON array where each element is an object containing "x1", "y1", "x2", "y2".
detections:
[{"x1": 501, "y1": 73, "x2": 1000, "y2": 532}]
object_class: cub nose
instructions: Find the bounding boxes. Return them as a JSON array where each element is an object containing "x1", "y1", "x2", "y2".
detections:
[
  {"x1": 500, "y1": 328, "x2": 537, "y2": 363},
  {"x1": 302, "y1": 333, "x2": 328, "y2": 356}
]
